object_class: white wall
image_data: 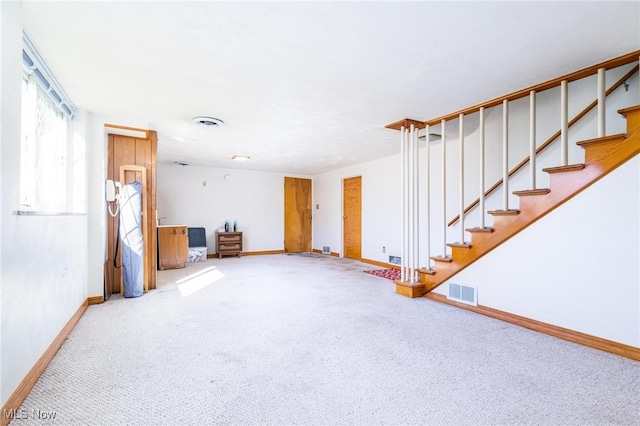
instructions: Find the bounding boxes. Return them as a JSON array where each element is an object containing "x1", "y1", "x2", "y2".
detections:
[
  {"x1": 313, "y1": 154, "x2": 401, "y2": 261},
  {"x1": 434, "y1": 156, "x2": 640, "y2": 347},
  {"x1": 157, "y1": 163, "x2": 311, "y2": 253},
  {"x1": 1, "y1": 1, "x2": 90, "y2": 406}
]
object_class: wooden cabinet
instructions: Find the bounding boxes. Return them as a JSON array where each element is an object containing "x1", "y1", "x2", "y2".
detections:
[
  {"x1": 158, "y1": 225, "x2": 188, "y2": 270},
  {"x1": 216, "y1": 232, "x2": 243, "y2": 258}
]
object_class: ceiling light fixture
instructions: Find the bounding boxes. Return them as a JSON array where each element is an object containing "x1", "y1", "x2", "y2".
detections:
[
  {"x1": 232, "y1": 155, "x2": 250, "y2": 161},
  {"x1": 174, "y1": 161, "x2": 193, "y2": 166},
  {"x1": 192, "y1": 116, "x2": 224, "y2": 127}
]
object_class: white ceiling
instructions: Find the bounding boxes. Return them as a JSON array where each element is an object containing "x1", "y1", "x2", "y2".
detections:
[{"x1": 22, "y1": 1, "x2": 640, "y2": 175}]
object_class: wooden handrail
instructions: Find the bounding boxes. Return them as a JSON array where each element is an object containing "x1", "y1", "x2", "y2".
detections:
[
  {"x1": 385, "y1": 50, "x2": 640, "y2": 131},
  {"x1": 447, "y1": 64, "x2": 639, "y2": 227}
]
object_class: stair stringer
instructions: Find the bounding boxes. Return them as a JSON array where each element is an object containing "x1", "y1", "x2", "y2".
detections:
[{"x1": 416, "y1": 105, "x2": 640, "y2": 293}]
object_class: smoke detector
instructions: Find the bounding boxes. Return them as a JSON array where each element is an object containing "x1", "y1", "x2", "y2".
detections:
[{"x1": 192, "y1": 116, "x2": 224, "y2": 127}]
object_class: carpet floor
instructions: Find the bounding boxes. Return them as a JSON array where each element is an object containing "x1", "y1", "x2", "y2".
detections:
[{"x1": 12, "y1": 254, "x2": 640, "y2": 425}]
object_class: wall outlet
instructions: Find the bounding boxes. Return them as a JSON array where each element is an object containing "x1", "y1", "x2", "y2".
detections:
[{"x1": 382, "y1": 246, "x2": 386, "y2": 253}]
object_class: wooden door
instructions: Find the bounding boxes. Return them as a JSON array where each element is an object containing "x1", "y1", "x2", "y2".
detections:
[
  {"x1": 343, "y1": 176, "x2": 362, "y2": 260},
  {"x1": 284, "y1": 177, "x2": 312, "y2": 252},
  {"x1": 106, "y1": 132, "x2": 157, "y2": 299}
]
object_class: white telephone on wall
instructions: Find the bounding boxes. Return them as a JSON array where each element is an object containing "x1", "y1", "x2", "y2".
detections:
[{"x1": 105, "y1": 180, "x2": 122, "y2": 216}]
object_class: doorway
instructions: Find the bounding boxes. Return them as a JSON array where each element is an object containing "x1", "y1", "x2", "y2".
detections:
[
  {"x1": 343, "y1": 176, "x2": 362, "y2": 260},
  {"x1": 284, "y1": 177, "x2": 312, "y2": 252}
]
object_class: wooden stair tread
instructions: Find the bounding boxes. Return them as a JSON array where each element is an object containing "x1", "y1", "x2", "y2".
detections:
[
  {"x1": 488, "y1": 209, "x2": 520, "y2": 216},
  {"x1": 417, "y1": 268, "x2": 436, "y2": 275},
  {"x1": 543, "y1": 164, "x2": 586, "y2": 173},
  {"x1": 447, "y1": 242, "x2": 471, "y2": 248},
  {"x1": 618, "y1": 105, "x2": 640, "y2": 117},
  {"x1": 430, "y1": 256, "x2": 453, "y2": 263},
  {"x1": 466, "y1": 227, "x2": 495, "y2": 233},
  {"x1": 577, "y1": 133, "x2": 626, "y2": 148},
  {"x1": 513, "y1": 188, "x2": 551, "y2": 196}
]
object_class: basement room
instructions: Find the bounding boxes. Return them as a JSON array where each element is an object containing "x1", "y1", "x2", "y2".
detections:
[{"x1": 1, "y1": 1, "x2": 639, "y2": 425}]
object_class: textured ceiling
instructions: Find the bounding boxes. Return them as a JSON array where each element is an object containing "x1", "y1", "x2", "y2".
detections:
[{"x1": 21, "y1": 1, "x2": 640, "y2": 175}]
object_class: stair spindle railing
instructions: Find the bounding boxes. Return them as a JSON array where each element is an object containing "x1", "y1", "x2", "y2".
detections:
[
  {"x1": 386, "y1": 51, "x2": 640, "y2": 289},
  {"x1": 409, "y1": 125, "x2": 414, "y2": 282},
  {"x1": 458, "y1": 114, "x2": 465, "y2": 243},
  {"x1": 529, "y1": 90, "x2": 536, "y2": 189},
  {"x1": 598, "y1": 68, "x2": 606, "y2": 137},
  {"x1": 446, "y1": 62, "x2": 638, "y2": 227},
  {"x1": 479, "y1": 107, "x2": 486, "y2": 228},
  {"x1": 502, "y1": 100, "x2": 509, "y2": 210},
  {"x1": 413, "y1": 125, "x2": 419, "y2": 279},
  {"x1": 399, "y1": 125, "x2": 406, "y2": 282},
  {"x1": 441, "y1": 119, "x2": 447, "y2": 258},
  {"x1": 424, "y1": 124, "x2": 432, "y2": 270},
  {"x1": 561, "y1": 80, "x2": 569, "y2": 165},
  {"x1": 399, "y1": 124, "x2": 420, "y2": 283},
  {"x1": 409, "y1": 124, "x2": 416, "y2": 283}
]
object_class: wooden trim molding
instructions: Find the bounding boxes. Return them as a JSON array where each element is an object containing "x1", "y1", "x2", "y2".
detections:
[
  {"x1": 425, "y1": 292, "x2": 640, "y2": 361},
  {"x1": 312, "y1": 249, "x2": 339, "y2": 257},
  {"x1": 385, "y1": 118, "x2": 427, "y2": 131},
  {"x1": 207, "y1": 250, "x2": 285, "y2": 258},
  {"x1": 360, "y1": 257, "x2": 400, "y2": 270},
  {"x1": 87, "y1": 296, "x2": 104, "y2": 305},
  {"x1": 242, "y1": 250, "x2": 285, "y2": 256},
  {"x1": 1, "y1": 299, "x2": 89, "y2": 426},
  {"x1": 104, "y1": 123, "x2": 149, "y2": 139},
  {"x1": 395, "y1": 280, "x2": 426, "y2": 298}
]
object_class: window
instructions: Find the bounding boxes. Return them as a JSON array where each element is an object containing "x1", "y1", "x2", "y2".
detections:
[{"x1": 20, "y1": 33, "x2": 84, "y2": 214}]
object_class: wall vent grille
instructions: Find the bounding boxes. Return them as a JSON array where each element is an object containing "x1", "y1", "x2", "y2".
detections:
[
  {"x1": 448, "y1": 283, "x2": 478, "y2": 306},
  {"x1": 322, "y1": 246, "x2": 331, "y2": 254},
  {"x1": 389, "y1": 256, "x2": 401, "y2": 265}
]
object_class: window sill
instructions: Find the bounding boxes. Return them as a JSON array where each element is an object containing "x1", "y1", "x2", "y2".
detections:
[{"x1": 14, "y1": 210, "x2": 86, "y2": 216}]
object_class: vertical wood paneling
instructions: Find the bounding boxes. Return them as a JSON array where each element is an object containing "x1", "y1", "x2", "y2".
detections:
[
  {"x1": 106, "y1": 132, "x2": 157, "y2": 297},
  {"x1": 148, "y1": 131, "x2": 158, "y2": 289}
]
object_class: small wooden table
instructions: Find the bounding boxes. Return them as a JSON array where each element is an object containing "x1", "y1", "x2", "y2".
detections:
[{"x1": 216, "y1": 231, "x2": 243, "y2": 258}]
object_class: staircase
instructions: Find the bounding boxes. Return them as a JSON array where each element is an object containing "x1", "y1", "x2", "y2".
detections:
[
  {"x1": 396, "y1": 105, "x2": 640, "y2": 297},
  {"x1": 387, "y1": 51, "x2": 640, "y2": 299}
]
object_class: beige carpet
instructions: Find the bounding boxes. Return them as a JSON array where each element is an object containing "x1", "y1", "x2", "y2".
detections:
[{"x1": 12, "y1": 253, "x2": 640, "y2": 425}]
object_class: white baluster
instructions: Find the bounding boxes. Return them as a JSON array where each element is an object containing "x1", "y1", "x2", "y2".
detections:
[
  {"x1": 598, "y1": 68, "x2": 606, "y2": 137},
  {"x1": 404, "y1": 127, "x2": 410, "y2": 281},
  {"x1": 413, "y1": 126, "x2": 419, "y2": 281},
  {"x1": 561, "y1": 80, "x2": 568, "y2": 165},
  {"x1": 408, "y1": 124, "x2": 415, "y2": 283},
  {"x1": 479, "y1": 107, "x2": 485, "y2": 228},
  {"x1": 400, "y1": 126, "x2": 405, "y2": 282},
  {"x1": 459, "y1": 113, "x2": 465, "y2": 243},
  {"x1": 441, "y1": 119, "x2": 447, "y2": 257},
  {"x1": 503, "y1": 100, "x2": 509, "y2": 210},
  {"x1": 425, "y1": 124, "x2": 431, "y2": 269},
  {"x1": 530, "y1": 91, "x2": 536, "y2": 189}
]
